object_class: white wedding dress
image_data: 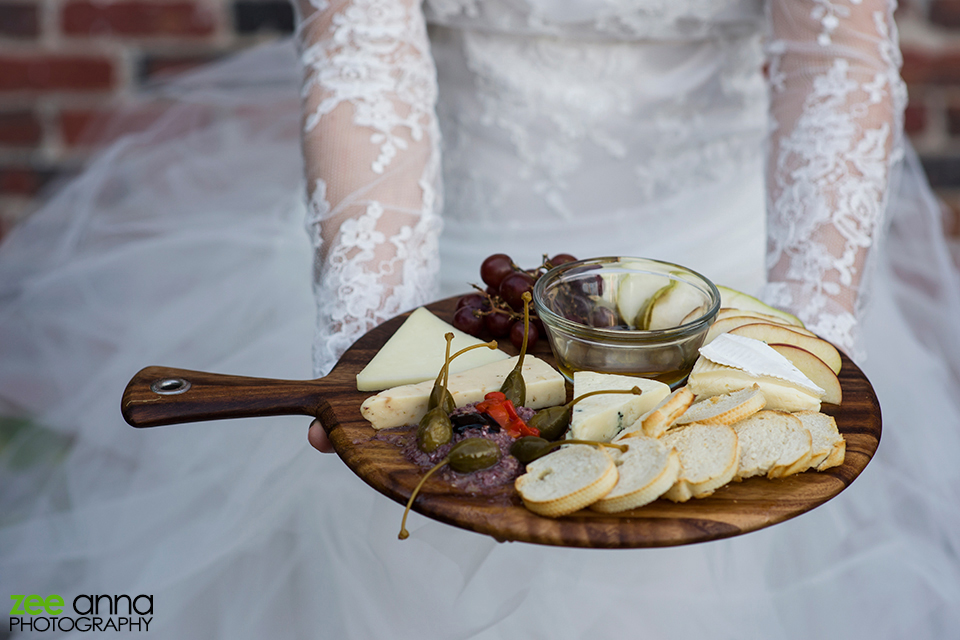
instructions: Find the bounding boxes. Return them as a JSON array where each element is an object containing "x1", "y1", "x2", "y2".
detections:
[{"x1": 3, "y1": 0, "x2": 960, "y2": 638}]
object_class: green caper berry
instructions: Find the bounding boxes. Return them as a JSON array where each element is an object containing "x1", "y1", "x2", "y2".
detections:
[
  {"x1": 510, "y1": 436, "x2": 553, "y2": 464},
  {"x1": 448, "y1": 438, "x2": 501, "y2": 473},
  {"x1": 527, "y1": 405, "x2": 572, "y2": 441},
  {"x1": 417, "y1": 407, "x2": 453, "y2": 453}
]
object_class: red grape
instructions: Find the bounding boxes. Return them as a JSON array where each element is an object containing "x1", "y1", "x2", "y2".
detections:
[
  {"x1": 453, "y1": 306, "x2": 484, "y2": 337},
  {"x1": 499, "y1": 272, "x2": 535, "y2": 310},
  {"x1": 456, "y1": 293, "x2": 486, "y2": 311},
  {"x1": 589, "y1": 306, "x2": 618, "y2": 328},
  {"x1": 549, "y1": 254, "x2": 577, "y2": 267},
  {"x1": 510, "y1": 320, "x2": 539, "y2": 350},
  {"x1": 485, "y1": 311, "x2": 514, "y2": 337},
  {"x1": 480, "y1": 254, "x2": 515, "y2": 289}
]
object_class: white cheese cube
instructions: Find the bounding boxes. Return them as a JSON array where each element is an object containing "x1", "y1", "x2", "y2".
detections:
[{"x1": 569, "y1": 372, "x2": 670, "y2": 442}]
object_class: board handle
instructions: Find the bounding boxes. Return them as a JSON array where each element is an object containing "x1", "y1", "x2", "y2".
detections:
[{"x1": 121, "y1": 366, "x2": 328, "y2": 428}]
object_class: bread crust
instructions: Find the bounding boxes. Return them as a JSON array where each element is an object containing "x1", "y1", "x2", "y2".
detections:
[
  {"x1": 591, "y1": 438, "x2": 681, "y2": 513},
  {"x1": 661, "y1": 424, "x2": 739, "y2": 502},
  {"x1": 515, "y1": 446, "x2": 618, "y2": 518}
]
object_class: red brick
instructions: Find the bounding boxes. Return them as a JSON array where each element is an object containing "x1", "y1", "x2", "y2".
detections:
[
  {"x1": 901, "y1": 48, "x2": 960, "y2": 85},
  {"x1": 138, "y1": 53, "x2": 221, "y2": 81},
  {"x1": 946, "y1": 101, "x2": 960, "y2": 137},
  {"x1": 0, "y1": 55, "x2": 115, "y2": 92},
  {"x1": 0, "y1": 2, "x2": 40, "y2": 38},
  {"x1": 0, "y1": 167, "x2": 48, "y2": 196},
  {"x1": 59, "y1": 109, "x2": 98, "y2": 146},
  {"x1": 938, "y1": 190, "x2": 960, "y2": 237},
  {"x1": 0, "y1": 111, "x2": 43, "y2": 146},
  {"x1": 904, "y1": 102, "x2": 927, "y2": 135},
  {"x1": 62, "y1": 0, "x2": 217, "y2": 37},
  {"x1": 930, "y1": 0, "x2": 960, "y2": 28},
  {"x1": 59, "y1": 107, "x2": 172, "y2": 146}
]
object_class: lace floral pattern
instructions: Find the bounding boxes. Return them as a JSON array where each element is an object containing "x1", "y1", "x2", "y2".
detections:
[
  {"x1": 297, "y1": 0, "x2": 442, "y2": 375},
  {"x1": 436, "y1": 28, "x2": 767, "y2": 223},
  {"x1": 763, "y1": 0, "x2": 906, "y2": 357}
]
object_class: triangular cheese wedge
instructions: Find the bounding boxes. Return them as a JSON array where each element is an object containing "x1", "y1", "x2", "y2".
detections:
[
  {"x1": 356, "y1": 307, "x2": 508, "y2": 391},
  {"x1": 699, "y1": 333, "x2": 824, "y2": 395}
]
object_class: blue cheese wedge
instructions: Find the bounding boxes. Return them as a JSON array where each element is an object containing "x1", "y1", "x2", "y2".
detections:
[
  {"x1": 569, "y1": 372, "x2": 671, "y2": 442},
  {"x1": 688, "y1": 334, "x2": 824, "y2": 412},
  {"x1": 356, "y1": 307, "x2": 509, "y2": 392},
  {"x1": 360, "y1": 356, "x2": 565, "y2": 430}
]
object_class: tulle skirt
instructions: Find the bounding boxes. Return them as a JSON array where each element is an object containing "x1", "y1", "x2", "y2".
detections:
[{"x1": 2, "y1": 40, "x2": 959, "y2": 639}]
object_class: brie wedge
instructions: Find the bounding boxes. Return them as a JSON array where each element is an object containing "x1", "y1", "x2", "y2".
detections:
[
  {"x1": 569, "y1": 372, "x2": 671, "y2": 442},
  {"x1": 688, "y1": 334, "x2": 823, "y2": 412},
  {"x1": 356, "y1": 307, "x2": 509, "y2": 392},
  {"x1": 360, "y1": 356, "x2": 565, "y2": 430}
]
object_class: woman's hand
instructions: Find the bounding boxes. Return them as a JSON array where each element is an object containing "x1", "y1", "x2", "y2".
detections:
[{"x1": 308, "y1": 419, "x2": 335, "y2": 453}]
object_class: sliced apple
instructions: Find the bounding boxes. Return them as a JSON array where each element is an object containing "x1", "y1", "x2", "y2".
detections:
[
  {"x1": 716, "y1": 285, "x2": 804, "y2": 328},
  {"x1": 644, "y1": 280, "x2": 708, "y2": 330},
  {"x1": 769, "y1": 344, "x2": 842, "y2": 405},
  {"x1": 716, "y1": 308, "x2": 808, "y2": 329},
  {"x1": 729, "y1": 323, "x2": 842, "y2": 374},
  {"x1": 616, "y1": 272, "x2": 669, "y2": 329},
  {"x1": 706, "y1": 315, "x2": 817, "y2": 344}
]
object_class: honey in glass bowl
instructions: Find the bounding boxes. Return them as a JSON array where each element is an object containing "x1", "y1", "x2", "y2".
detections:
[{"x1": 532, "y1": 257, "x2": 720, "y2": 387}]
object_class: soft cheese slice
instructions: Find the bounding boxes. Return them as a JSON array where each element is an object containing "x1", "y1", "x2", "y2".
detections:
[
  {"x1": 356, "y1": 307, "x2": 509, "y2": 391},
  {"x1": 360, "y1": 356, "x2": 564, "y2": 430},
  {"x1": 699, "y1": 333, "x2": 824, "y2": 395},
  {"x1": 687, "y1": 358, "x2": 822, "y2": 412},
  {"x1": 569, "y1": 372, "x2": 670, "y2": 442}
]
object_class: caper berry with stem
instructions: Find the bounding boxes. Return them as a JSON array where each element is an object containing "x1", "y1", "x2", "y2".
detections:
[
  {"x1": 428, "y1": 335, "x2": 499, "y2": 415},
  {"x1": 528, "y1": 386, "x2": 644, "y2": 441},
  {"x1": 399, "y1": 438, "x2": 501, "y2": 539},
  {"x1": 500, "y1": 291, "x2": 532, "y2": 407},
  {"x1": 509, "y1": 436, "x2": 628, "y2": 465}
]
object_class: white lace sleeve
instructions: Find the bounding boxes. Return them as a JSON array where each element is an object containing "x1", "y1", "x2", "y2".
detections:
[
  {"x1": 295, "y1": 0, "x2": 443, "y2": 376},
  {"x1": 762, "y1": 0, "x2": 906, "y2": 358}
]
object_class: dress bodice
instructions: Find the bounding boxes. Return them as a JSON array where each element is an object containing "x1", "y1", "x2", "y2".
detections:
[
  {"x1": 423, "y1": 0, "x2": 763, "y2": 41},
  {"x1": 429, "y1": 21, "x2": 768, "y2": 226}
]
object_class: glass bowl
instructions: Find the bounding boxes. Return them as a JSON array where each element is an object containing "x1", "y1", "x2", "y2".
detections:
[{"x1": 532, "y1": 257, "x2": 720, "y2": 387}]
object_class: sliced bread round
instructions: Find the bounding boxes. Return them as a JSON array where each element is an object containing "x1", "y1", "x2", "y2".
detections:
[
  {"x1": 661, "y1": 423, "x2": 739, "y2": 502},
  {"x1": 590, "y1": 435, "x2": 681, "y2": 513},
  {"x1": 515, "y1": 445, "x2": 618, "y2": 518},
  {"x1": 675, "y1": 385, "x2": 766, "y2": 426},
  {"x1": 731, "y1": 410, "x2": 812, "y2": 479},
  {"x1": 637, "y1": 387, "x2": 696, "y2": 437},
  {"x1": 793, "y1": 410, "x2": 846, "y2": 471}
]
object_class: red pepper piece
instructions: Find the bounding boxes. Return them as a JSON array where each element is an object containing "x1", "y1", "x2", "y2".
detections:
[{"x1": 476, "y1": 392, "x2": 538, "y2": 438}]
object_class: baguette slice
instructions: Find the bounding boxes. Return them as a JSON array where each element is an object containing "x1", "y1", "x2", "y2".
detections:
[
  {"x1": 590, "y1": 436, "x2": 681, "y2": 513},
  {"x1": 661, "y1": 424, "x2": 739, "y2": 502},
  {"x1": 629, "y1": 387, "x2": 696, "y2": 438},
  {"x1": 731, "y1": 410, "x2": 812, "y2": 480},
  {"x1": 515, "y1": 446, "x2": 618, "y2": 518},
  {"x1": 793, "y1": 411, "x2": 846, "y2": 471},
  {"x1": 674, "y1": 385, "x2": 766, "y2": 426}
]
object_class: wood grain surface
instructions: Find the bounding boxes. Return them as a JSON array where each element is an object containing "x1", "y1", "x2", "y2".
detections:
[{"x1": 122, "y1": 296, "x2": 881, "y2": 549}]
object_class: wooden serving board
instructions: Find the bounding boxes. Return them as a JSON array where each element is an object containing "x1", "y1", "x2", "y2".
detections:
[{"x1": 122, "y1": 296, "x2": 881, "y2": 549}]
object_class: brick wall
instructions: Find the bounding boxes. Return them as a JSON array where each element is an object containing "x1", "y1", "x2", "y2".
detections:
[
  {"x1": 0, "y1": 0, "x2": 293, "y2": 237},
  {"x1": 1, "y1": 1, "x2": 959, "y2": 240}
]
